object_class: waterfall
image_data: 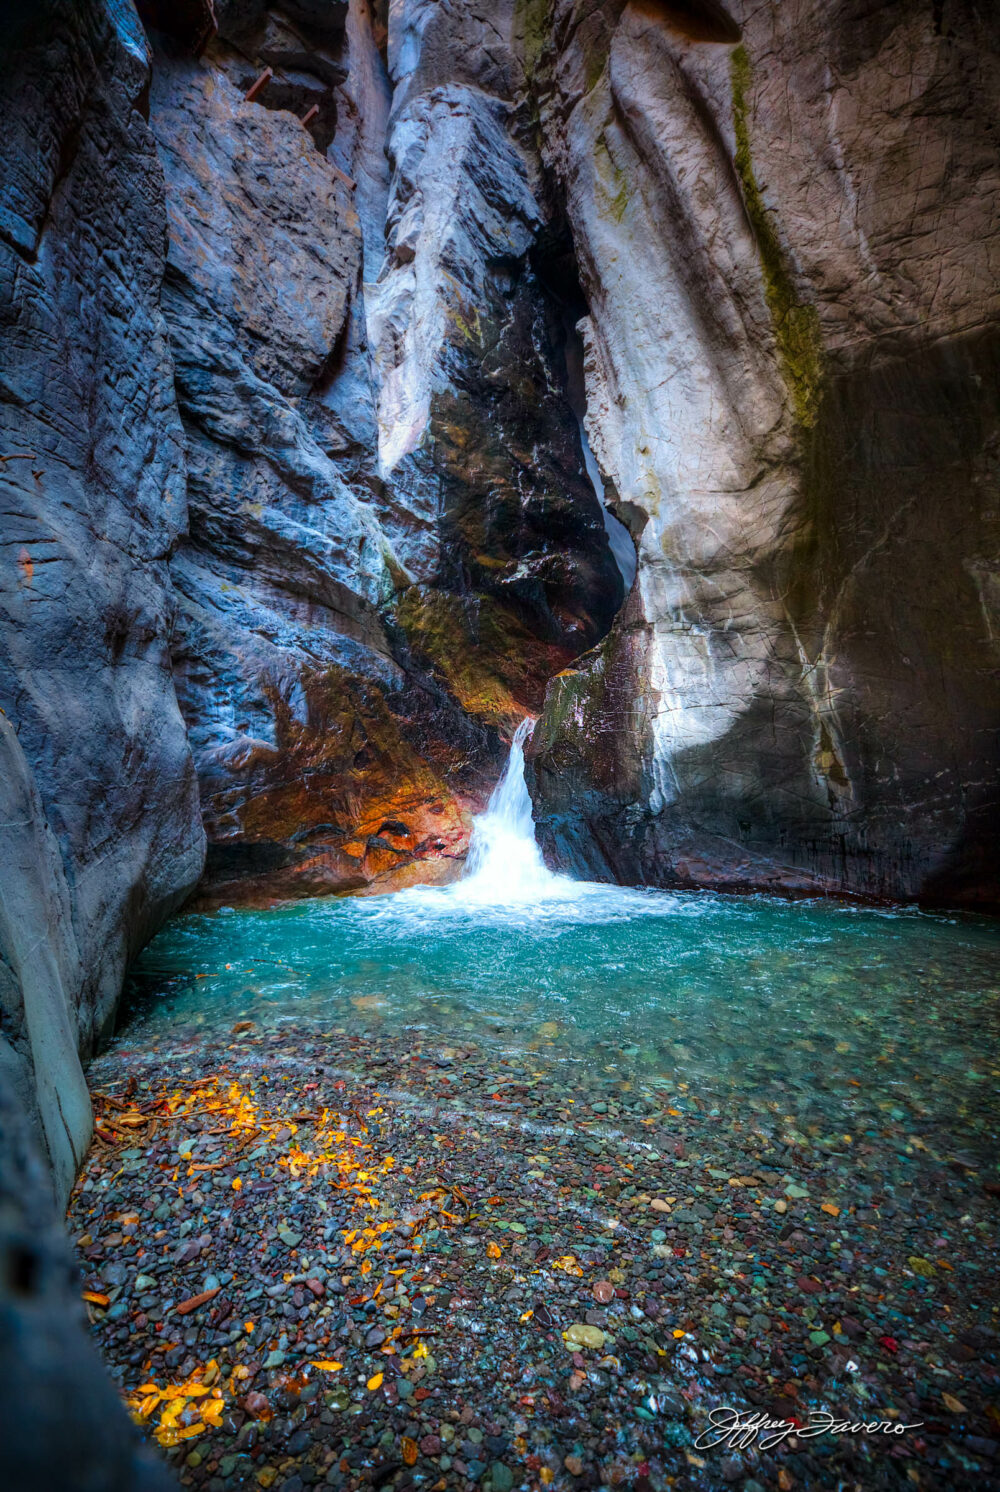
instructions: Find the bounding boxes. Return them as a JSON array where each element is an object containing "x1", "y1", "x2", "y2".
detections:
[{"x1": 459, "y1": 718, "x2": 559, "y2": 900}]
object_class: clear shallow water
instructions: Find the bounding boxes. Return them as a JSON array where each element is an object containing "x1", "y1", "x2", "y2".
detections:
[
  {"x1": 123, "y1": 881, "x2": 1000, "y2": 1151},
  {"x1": 121, "y1": 721, "x2": 1000, "y2": 1158}
]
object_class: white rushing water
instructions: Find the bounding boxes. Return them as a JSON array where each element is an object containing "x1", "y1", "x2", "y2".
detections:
[
  {"x1": 372, "y1": 717, "x2": 683, "y2": 924},
  {"x1": 456, "y1": 717, "x2": 568, "y2": 903}
]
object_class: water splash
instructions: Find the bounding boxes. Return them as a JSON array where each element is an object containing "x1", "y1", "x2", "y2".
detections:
[{"x1": 459, "y1": 717, "x2": 566, "y2": 902}]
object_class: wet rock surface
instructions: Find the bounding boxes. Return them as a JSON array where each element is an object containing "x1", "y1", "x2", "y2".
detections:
[
  {"x1": 148, "y1": 29, "x2": 498, "y2": 908},
  {"x1": 71, "y1": 1025, "x2": 1000, "y2": 1490}
]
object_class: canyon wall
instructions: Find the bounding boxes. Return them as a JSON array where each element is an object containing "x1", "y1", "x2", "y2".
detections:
[
  {"x1": 145, "y1": 0, "x2": 622, "y2": 905},
  {"x1": 527, "y1": 0, "x2": 1000, "y2": 908},
  {"x1": 0, "y1": 0, "x2": 204, "y2": 1199},
  {"x1": 3, "y1": 0, "x2": 995, "y2": 1479},
  {"x1": 0, "y1": 3, "x2": 202, "y2": 1484}
]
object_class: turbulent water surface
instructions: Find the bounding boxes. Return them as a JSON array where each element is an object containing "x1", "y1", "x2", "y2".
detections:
[{"x1": 123, "y1": 725, "x2": 1000, "y2": 1158}]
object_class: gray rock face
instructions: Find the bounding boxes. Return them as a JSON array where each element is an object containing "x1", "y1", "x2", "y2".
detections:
[
  {"x1": 0, "y1": 2, "x2": 202, "y2": 1482},
  {"x1": 3, "y1": 1, "x2": 994, "y2": 1475},
  {"x1": 0, "y1": 0, "x2": 204, "y2": 1193},
  {"x1": 147, "y1": 0, "x2": 622, "y2": 904},
  {"x1": 529, "y1": 0, "x2": 1000, "y2": 907},
  {"x1": 147, "y1": 19, "x2": 497, "y2": 903}
]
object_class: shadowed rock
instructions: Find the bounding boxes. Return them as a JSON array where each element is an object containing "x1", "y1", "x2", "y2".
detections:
[
  {"x1": 528, "y1": 0, "x2": 1000, "y2": 908},
  {"x1": 0, "y1": 0, "x2": 204, "y2": 1191}
]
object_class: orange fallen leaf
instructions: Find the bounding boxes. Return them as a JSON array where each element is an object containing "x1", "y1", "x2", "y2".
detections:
[
  {"x1": 486, "y1": 1241, "x2": 502, "y2": 1259},
  {"x1": 821, "y1": 1203, "x2": 840, "y2": 1217},
  {"x1": 310, "y1": 1360, "x2": 343, "y2": 1372},
  {"x1": 367, "y1": 1372, "x2": 384, "y2": 1391},
  {"x1": 176, "y1": 1287, "x2": 220, "y2": 1316},
  {"x1": 402, "y1": 1436, "x2": 418, "y2": 1467},
  {"x1": 82, "y1": 1291, "x2": 110, "y2": 1307},
  {"x1": 232, "y1": 1177, "x2": 242, "y2": 1191}
]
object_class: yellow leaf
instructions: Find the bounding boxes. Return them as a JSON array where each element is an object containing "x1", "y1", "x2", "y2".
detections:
[
  {"x1": 412, "y1": 1341, "x2": 428, "y2": 1360},
  {"x1": 486, "y1": 1241, "x2": 502, "y2": 1259},
  {"x1": 311, "y1": 1360, "x2": 343, "y2": 1372},
  {"x1": 540, "y1": 1470, "x2": 554, "y2": 1485},
  {"x1": 672, "y1": 1329, "x2": 686, "y2": 1339},
  {"x1": 232, "y1": 1177, "x2": 242, "y2": 1191},
  {"x1": 553, "y1": 1255, "x2": 583, "y2": 1277},
  {"x1": 821, "y1": 1203, "x2": 840, "y2": 1217},
  {"x1": 367, "y1": 1372, "x2": 384, "y2": 1391}
]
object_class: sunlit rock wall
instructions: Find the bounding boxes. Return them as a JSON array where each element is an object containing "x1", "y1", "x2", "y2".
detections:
[{"x1": 529, "y1": 0, "x2": 1000, "y2": 907}]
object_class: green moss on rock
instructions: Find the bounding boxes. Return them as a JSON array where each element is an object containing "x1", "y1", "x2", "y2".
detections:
[
  {"x1": 731, "y1": 45, "x2": 823, "y2": 431},
  {"x1": 514, "y1": 0, "x2": 552, "y2": 81}
]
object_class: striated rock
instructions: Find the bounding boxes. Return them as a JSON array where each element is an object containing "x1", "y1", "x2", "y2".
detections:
[
  {"x1": 0, "y1": 0, "x2": 204, "y2": 1193},
  {"x1": 529, "y1": 0, "x2": 1000, "y2": 907},
  {"x1": 149, "y1": 32, "x2": 497, "y2": 904},
  {"x1": 0, "y1": 718, "x2": 90, "y2": 1211},
  {"x1": 150, "y1": 2, "x2": 623, "y2": 904},
  {"x1": 0, "y1": 2, "x2": 199, "y2": 1482},
  {"x1": 372, "y1": 0, "x2": 624, "y2": 720}
]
